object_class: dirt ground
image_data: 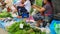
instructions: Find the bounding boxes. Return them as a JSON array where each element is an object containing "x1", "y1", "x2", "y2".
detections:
[{"x1": 0, "y1": 28, "x2": 8, "y2": 34}]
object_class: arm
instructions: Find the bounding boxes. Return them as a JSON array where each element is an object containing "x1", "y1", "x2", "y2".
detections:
[{"x1": 32, "y1": 5, "x2": 46, "y2": 13}]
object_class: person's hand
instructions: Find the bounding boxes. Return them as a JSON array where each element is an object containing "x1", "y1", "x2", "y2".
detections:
[
  {"x1": 32, "y1": 5, "x2": 34, "y2": 8},
  {"x1": 32, "y1": 5, "x2": 36, "y2": 8}
]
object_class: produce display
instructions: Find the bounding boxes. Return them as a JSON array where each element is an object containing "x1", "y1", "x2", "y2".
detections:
[
  {"x1": 0, "y1": 12, "x2": 12, "y2": 18},
  {"x1": 7, "y1": 21, "x2": 46, "y2": 34}
]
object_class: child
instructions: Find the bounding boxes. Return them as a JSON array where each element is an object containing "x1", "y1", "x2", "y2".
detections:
[{"x1": 15, "y1": 0, "x2": 31, "y2": 18}]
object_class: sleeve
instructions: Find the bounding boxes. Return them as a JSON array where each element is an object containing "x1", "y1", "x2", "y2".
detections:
[
  {"x1": 24, "y1": 0, "x2": 28, "y2": 5},
  {"x1": 43, "y1": 4, "x2": 50, "y2": 10}
]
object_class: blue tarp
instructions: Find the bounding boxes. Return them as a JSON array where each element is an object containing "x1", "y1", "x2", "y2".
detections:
[
  {"x1": 50, "y1": 20, "x2": 60, "y2": 34},
  {"x1": 0, "y1": 20, "x2": 6, "y2": 29},
  {"x1": 0, "y1": 17, "x2": 23, "y2": 29}
]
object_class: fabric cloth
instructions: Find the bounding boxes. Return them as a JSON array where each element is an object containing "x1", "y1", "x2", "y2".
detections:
[
  {"x1": 33, "y1": 12, "x2": 44, "y2": 21},
  {"x1": 33, "y1": 12, "x2": 52, "y2": 23}
]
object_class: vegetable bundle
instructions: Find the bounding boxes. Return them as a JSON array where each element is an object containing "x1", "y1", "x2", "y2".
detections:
[
  {"x1": 7, "y1": 21, "x2": 45, "y2": 34},
  {"x1": 0, "y1": 12, "x2": 12, "y2": 18}
]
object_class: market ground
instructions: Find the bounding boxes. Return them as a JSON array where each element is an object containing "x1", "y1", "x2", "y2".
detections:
[{"x1": 0, "y1": 28, "x2": 8, "y2": 34}]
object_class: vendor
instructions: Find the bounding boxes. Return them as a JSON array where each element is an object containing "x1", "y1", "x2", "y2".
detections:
[
  {"x1": 14, "y1": 0, "x2": 31, "y2": 18},
  {"x1": 32, "y1": 0, "x2": 53, "y2": 27}
]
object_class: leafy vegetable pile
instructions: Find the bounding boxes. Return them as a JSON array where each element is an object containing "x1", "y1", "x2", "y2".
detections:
[
  {"x1": 36, "y1": 0, "x2": 42, "y2": 6},
  {"x1": 0, "y1": 12, "x2": 12, "y2": 18},
  {"x1": 7, "y1": 21, "x2": 45, "y2": 34}
]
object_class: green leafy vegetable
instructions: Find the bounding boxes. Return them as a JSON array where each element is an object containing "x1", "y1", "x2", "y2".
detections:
[
  {"x1": 7, "y1": 21, "x2": 45, "y2": 34},
  {"x1": 0, "y1": 12, "x2": 12, "y2": 18}
]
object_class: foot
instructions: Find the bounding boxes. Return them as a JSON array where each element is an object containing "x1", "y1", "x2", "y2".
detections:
[{"x1": 17, "y1": 16, "x2": 22, "y2": 18}]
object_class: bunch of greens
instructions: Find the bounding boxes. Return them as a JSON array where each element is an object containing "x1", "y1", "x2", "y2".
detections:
[
  {"x1": 7, "y1": 21, "x2": 31, "y2": 34},
  {"x1": 0, "y1": 12, "x2": 12, "y2": 18},
  {"x1": 7, "y1": 21, "x2": 45, "y2": 34}
]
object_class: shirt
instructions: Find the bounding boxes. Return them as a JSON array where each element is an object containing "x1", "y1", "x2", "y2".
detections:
[
  {"x1": 14, "y1": 0, "x2": 31, "y2": 12},
  {"x1": 43, "y1": 2, "x2": 53, "y2": 17},
  {"x1": 24, "y1": 0, "x2": 31, "y2": 12}
]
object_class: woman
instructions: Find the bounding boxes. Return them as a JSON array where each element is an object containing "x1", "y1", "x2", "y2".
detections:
[{"x1": 32, "y1": 0, "x2": 53, "y2": 27}]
